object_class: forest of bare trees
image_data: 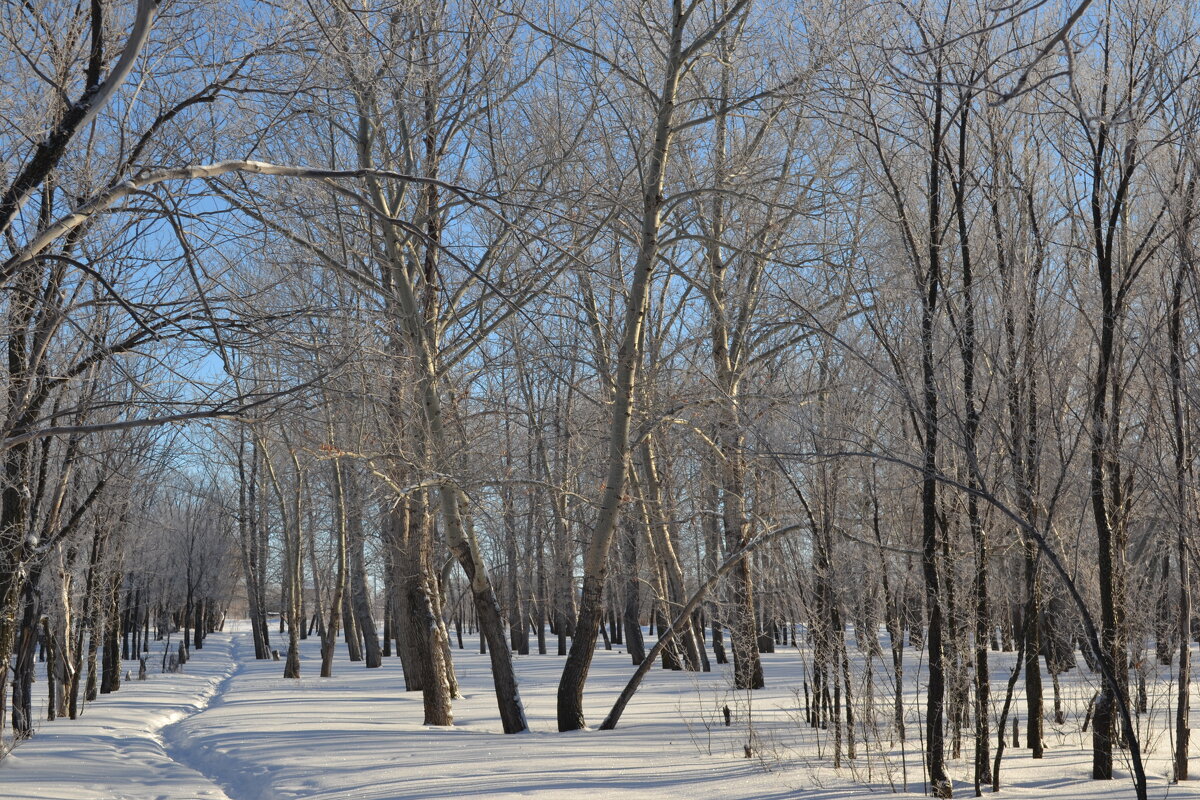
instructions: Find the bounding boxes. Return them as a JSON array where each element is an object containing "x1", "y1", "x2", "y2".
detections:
[{"x1": 2, "y1": 1, "x2": 1200, "y2": 798}]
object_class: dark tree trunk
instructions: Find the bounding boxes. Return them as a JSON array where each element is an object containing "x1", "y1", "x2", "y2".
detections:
[
  {"x1": 1169, "y1": 244, "x2": 1193, "y2": 781},
  {"x1": 100, "y1": 573, "x2": 121, "y2": 694},
  {"x1": 619, "y1": 512, "x2": 646, "y2": 664},
  {"x1": 918, "y1": 67, "x2": 950, "y2": 799},
  {"x1": 10, "y1": 577, "x2": 40, "y2": 738}
]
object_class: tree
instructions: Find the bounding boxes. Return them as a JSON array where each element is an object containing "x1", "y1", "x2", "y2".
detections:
[{"x1": 550, "y1": 0, "x2": 767, "y2": 733}]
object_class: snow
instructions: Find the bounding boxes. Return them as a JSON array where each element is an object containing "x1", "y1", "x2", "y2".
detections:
[{"x1": 3, "y1": 626, "x2": 1198, "y2": 799}]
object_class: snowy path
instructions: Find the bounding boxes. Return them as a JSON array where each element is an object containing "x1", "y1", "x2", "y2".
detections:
[
  {"x1": 157, "y1": 636, "x2": 247, "y2": 800},
  {"x1": 4, "y1": 627, "x2": 1199, "y2": 799},
  {"x1": 0, "y1": 634, "x2": 239, "y2": 800}
]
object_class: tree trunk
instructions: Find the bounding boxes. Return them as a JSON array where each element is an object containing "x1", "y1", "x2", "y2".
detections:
[
  {"x1": 283, "y1": 509, "x2": 302, "y2": 679},
  {"x1": 321, "y1": 459, "x2": 349, "y2": 678},
  {"x1": 10, "y1": 577, "x2": 40, "y2": 738},
  {"x1": 1169, "y1": 249, "x2": 1193, "y2": 782},
  {"x1": 1023, "y1": 544, "x2": 1044, "y2": 758},
  {"x1": 348, "y1": 498, "x2": 382, "y2": 668},
  {"x1": 621, "y1": 516, "x2": 646, "y2": 665},
  {"x1": 919, "y1": 68, "x2": 951, "y2": 799},
  {"x1": 100, "y1": 572, "x2": 121, "y2": 694},
  {"x1": 636, "y1": 440, "x2": 701, "y2": 670}
]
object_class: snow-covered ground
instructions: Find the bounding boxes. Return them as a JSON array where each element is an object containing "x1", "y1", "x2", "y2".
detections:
[{"x1": 2, "y1": 625, "x2": 1197, "y2": 799}]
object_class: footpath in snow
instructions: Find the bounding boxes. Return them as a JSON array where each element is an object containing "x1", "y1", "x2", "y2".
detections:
[{"x1": 0, "y1": 634, "x2": 238, "y2": 800}]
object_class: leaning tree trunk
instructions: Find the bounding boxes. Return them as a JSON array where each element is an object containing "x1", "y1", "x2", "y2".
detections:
[
  {"x1": 389, "y1": 314, "x2": 525, "y2": 731},
  {"x1": 443, "y1": 489, "x2": 527, "y2": 733}
]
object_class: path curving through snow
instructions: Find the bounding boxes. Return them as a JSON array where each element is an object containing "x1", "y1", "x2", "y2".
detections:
[
  {"x1": 0, "y1": 632, "x2": 240, "y2": 800},
  {"x1": 156, "y1": 633, "x2": 253, "y2": 800}
]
